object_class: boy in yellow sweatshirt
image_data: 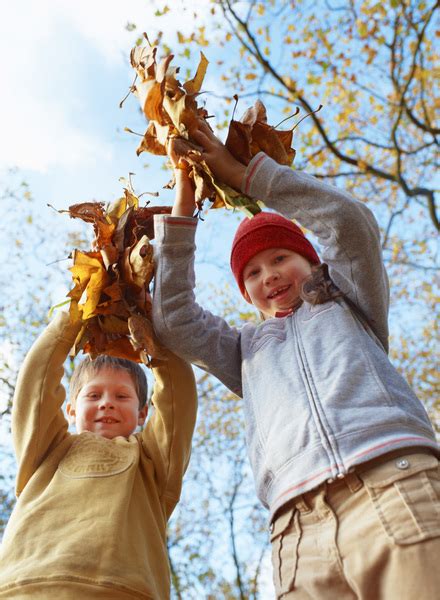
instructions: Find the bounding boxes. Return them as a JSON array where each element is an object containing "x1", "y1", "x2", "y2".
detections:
[{"x1": 0, "y1": 311, "x2": 197, "y2": 599}]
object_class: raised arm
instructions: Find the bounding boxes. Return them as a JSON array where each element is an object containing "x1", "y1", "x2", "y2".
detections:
[
  {"x1": 152, "y1": 138, "x2": 244, "y2": 395},
  {"x1": 190, "y1": 121, "x2": 390, "y2": 351},
  {"x1": 153, "y1": 215, "x2": 244, "y2": 396},
  {"x1": 12, "y1": 311, "x2": 81, "y2": 495},
  {"x1": 140, "y1": 350, "x2": 197, "y2": 519}
]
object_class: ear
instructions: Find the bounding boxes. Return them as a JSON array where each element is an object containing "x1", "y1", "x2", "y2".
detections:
[
  {"x1": 137, "y1": 405, "x2": 148, "y2": 427},
  {"x1": 66, "y1": 403, "x2": 76, "y2": 425},
  {"x1": 243, "y1": 289, "x2": 252, "y2": 303}
]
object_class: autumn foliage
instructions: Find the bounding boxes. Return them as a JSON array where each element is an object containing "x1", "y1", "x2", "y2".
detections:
[
  {"x1": 127, "y1": 37, "x2": 299, "y2": 216},
  {"x1": 63, "y1": 186, "x2": 171, "y2": 364}
]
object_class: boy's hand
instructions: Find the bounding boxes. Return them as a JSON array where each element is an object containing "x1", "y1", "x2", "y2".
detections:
[
  {"x1": 189, "y1": 119, "x2": 246, "y2": 191},
  {"x1": 167, "y1": 138, "x2": 197, "y2": 218}
]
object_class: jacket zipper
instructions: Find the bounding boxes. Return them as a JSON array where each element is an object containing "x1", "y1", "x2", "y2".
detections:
[{"x1": 293, "y1": 315, "x2": 342, "y2": 478}]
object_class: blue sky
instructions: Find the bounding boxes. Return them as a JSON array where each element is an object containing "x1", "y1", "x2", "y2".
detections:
[
  {"x1": 0, "y1": 1, "x2": 192, "y2": 200},
  {"x1": 0, "y1": 0, "x2": 247, "y2": 299}
]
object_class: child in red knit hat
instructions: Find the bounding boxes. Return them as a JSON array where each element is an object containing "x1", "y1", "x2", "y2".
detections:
[
  {"x1": 152, "y1": 119, "x2": 439, "y2": 599},
  {"x1": 230, "y1": 211, "x2": 320, "y2": 299}
]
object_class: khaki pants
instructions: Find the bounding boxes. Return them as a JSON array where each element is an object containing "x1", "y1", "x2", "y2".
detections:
[{"x1": 270, "y1": 452, "x2": 440, "y2": 599}]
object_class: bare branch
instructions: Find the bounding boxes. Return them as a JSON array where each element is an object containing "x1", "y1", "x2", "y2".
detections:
[
  {"x1": 382, "y1": 198, "x2": 410, "y2": 249},
  {"x1": 219, "y1": 0, "x2": 439, "y2": 230}
]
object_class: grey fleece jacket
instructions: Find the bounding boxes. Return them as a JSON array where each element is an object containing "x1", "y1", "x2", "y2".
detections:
[{"x1": 153, "y1": 152, "x2": 438, "y2": 520}]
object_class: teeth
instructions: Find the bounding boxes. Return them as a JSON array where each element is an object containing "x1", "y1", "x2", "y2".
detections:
[{"x1": 269, "y1": 286, "x2": 288, "y2": 299}]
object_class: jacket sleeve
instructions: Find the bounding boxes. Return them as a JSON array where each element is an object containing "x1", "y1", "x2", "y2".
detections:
[
  {"x1": 12, "y1": 311, "x2": 81, "y2": 496},
  {"x1": 152, "y1": 215, "x2": 244, "y2": 396},
  {"x1": 141, "y1": 350, "x2": 197, "y2": 519},
  {"x1": 243, "y1": 153, "x2": 390, "y2": 351}
]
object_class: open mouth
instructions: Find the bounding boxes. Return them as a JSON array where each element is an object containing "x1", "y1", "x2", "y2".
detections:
[
  {"x1": 267, "y1": 285, "x2": 290, "y2": 299},
  {"x1": 96, "y1": 417, "x2": 119, "y2": 424}
]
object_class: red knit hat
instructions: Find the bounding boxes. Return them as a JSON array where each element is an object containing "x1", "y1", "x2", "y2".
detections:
[{"x1": 230, "y1": 212, "x2": 320, "y2": 297}]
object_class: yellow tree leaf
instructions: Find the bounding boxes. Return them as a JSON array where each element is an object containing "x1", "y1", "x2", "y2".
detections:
[{"x1": 183, "y1": 51, "x2": 209, "y2": 94}]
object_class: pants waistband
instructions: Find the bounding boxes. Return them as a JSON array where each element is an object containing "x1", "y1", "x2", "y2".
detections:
[{"x1": 276, "y1": 447, "x2": 436, "y2": 518}]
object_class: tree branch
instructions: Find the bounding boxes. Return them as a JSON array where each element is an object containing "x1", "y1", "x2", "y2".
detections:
[{"x1": 220, "y1": 0, "x2": 439, "y2": 231}]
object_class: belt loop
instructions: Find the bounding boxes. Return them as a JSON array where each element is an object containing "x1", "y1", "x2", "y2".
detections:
[
  {"x1": 295, "y1": 494, "x2": 311, "y2": 513},
  {"x1": 345, "y1": 471, "x2": 363, "y2": 493}
]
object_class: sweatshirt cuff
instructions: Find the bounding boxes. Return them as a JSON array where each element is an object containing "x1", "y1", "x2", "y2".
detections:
[
  {"x1": 154, "y1": 214, "x2": 198, "y2": 245},
  {"x1": 242, "y1": 152, "x2": 273, "y2": 196}
]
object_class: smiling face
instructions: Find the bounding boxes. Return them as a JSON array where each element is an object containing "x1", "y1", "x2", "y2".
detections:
[
  {"x1": 242, "y1": 247, "x2": 313, "y2": 318},
  {"x1": 66, "y1": 367, "x2": 147, "y2": 439}
]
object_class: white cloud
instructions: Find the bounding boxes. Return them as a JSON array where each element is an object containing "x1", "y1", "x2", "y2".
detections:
[
  {"x1": 0, "y1": 0, "x2": 117, "y2": 171},
  {"x1": 0, "y1": 97, "x2": 112, "y2": 172},
  {"x1": 50, "y1": 0, "x2": 216, "y2": 65},
  {"x1": 0, "y1": 0, "x2": 220, "y2": 173}
]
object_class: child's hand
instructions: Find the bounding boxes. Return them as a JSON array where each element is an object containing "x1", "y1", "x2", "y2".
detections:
[
  {"x1": 167, "y1": 138, "x2": 197, "y2": 217},
  {"x1": 189, "y1": 120, "x2": 246, "y2": 191},
  {"x1": 167, "y1": 137, "x2": 191, "y2": 173}
]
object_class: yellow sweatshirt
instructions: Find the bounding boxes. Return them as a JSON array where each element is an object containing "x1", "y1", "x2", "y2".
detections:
[{"x1": 0, "y1": 312, "x2": 197, "y2": 599}]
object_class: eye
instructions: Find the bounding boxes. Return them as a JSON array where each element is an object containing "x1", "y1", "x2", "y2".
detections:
[
  {"x1": 86, "y1": 392, "x2": 100, "y2": 400},
  {"x1": 274, "y1": 254, "x2": 286, "y2": 263},
  {"x1": 245, "y1": 267, "x2": 260, "y2": 279}
]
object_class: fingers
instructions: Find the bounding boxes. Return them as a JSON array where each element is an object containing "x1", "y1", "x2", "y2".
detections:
[
  {"x1": 197, "y1": 118, "x2": 215, "y2": 136},
  {"x1": 190, "y1": 128, "x2": 211, "y2": 149},
  {"x1": 167, "y1": 138, "x2": 190, "y2": 171}
]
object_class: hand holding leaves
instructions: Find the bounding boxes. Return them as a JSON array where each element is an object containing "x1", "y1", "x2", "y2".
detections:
[
  {"x1": 126, "y1": 39, "x2": 261, "y2": 217},
  {"x1": 189, "y1": 119, "x2": 247, "y2": 192},
  {"x1": 125, "y1": 39, "x2": 305, "y2": 216}
]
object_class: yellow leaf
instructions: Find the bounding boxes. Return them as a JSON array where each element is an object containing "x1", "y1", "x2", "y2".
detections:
[
  {"x1": 183, "y1": 51, "x2": 209, "y2": 94},
  {"x1": 356, "y1": 19, "x2": 368, "y2": 38},
  {"x1": 69, "y1": 251, "x2": 109, "y2": 320}
]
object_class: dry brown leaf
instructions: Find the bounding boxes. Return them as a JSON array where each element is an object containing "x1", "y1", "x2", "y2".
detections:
[
  {"x1": 224, "y1": 121, "x2": 253, "y2": 166},
  {"x1": 126, "y1": 40, "x2": 260, "y2": 216},
  {"x1": 57, "y1": 181, "x2": 173, "y2": 365},
  {"x1": 100, "y1": 245, "x2": 119, "y2": 269},
  {"x1": 125, "y1": 41, "x2": 301, "y2": 215},
  {"x1": 225, "y1": 100, "x2": 296, "y2": 167},
  {"x1": 251, "y1": 122, "x2": 292, "y2": 166},
  {"x1": 240, "y1": 99, "x2": 268, "y2": 125},
  {"x1": 144, "y1": 81, "x2": 167, "y2": 124}
]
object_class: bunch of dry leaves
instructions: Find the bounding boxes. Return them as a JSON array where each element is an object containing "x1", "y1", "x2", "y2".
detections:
[
  {"x1": 126, "y1": 36, "x2": 300, "y2": 217},
  {"x1": 59, "y1": 182, "x2": 171, "y2": 365}
]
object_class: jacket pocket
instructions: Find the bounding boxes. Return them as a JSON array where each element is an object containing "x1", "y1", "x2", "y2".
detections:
[
  {"x1": 270, "y1": 506, "x2": 300, "y2": 597},
  {"x1": 360, "y1": 453, "x2": 440, "y2": 545}
]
